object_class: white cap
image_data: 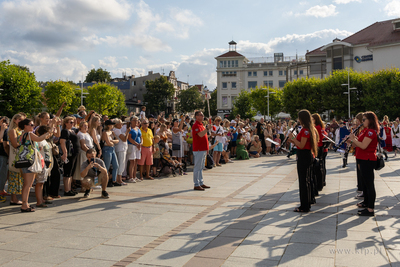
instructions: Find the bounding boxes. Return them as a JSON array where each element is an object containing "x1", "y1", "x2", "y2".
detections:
[{"x1": 230, "y1": 120, "x2": 237, "y2": 124}]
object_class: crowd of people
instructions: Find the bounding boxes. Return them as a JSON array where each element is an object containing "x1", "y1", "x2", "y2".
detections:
[{"x1": 0, "y1": 104, "x2": 396, "y2": 216}]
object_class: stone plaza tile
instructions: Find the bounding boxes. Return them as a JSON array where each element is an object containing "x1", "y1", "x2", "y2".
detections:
[
  {"x1": 51, "y1": 236, "x2": 109, "y2": 250},
  {"x1": 0, "y1": 250, "x2": 28, "y2": 265},
  {"x1": 57, "y1": 257, "x2": 116, "y2": 267},
  {"x1": 134, "y1": 249, "x2": 196, "y2": 266},
  {"x1": 0, "y1": 229, "x2": 35, "y2": 243},
  {"x1": 221, "y1": 256, "x2": 278, "y2": 267},
  {"x1": 155, "y1": 237, "x2": 209, "y2": 253},
  {"x1": 242, "y1": 232, "x2": 292, "y2": 248},
  {"x1": 335, "y1": 240, "x2": 390, "y2": 266},
  {"x1": 230, "y1": 243, "x2": 286, "y2": 261},
  {"x1": 278, "y1": 254, "x2": 335, "y2": 267},
  {"x1": 0, "y1": 260, "x2": 54, "y2": 267},
  {"x1": 0, "y1": 237, "x2": 53, "y2": 253},
  {"x1": 104, "y1": 235, "x2": 157, "y2": 248},
  {"x1": 76, "y1": 244, "x2": 136, "y2": 261},
  {"x1": 77, "y1": 227, "x2": 128, "y2": 239},
  {"x1": 125, "y1": 225, "x2": 174, "y2": 237},
  {"x1": 250, "y1": 224, "x2": 295, "y2": 236},
  {"x1": 337, "y1": 229, "x2": 382, "y2": 242},
  {"x1": 18, "y1": 247, "x2": 84, "y2": 264},
  {"x1": 283, "y1": 242, "x2": 336, "y2": 258}
]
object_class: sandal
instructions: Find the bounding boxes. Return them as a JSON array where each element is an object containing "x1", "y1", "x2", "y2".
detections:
[
  {"x1": 36, "y1": 203, "x2": 48, "y2": 208},
  {"x1": 10, "y1": 201, "x2": 23, "y2": 206},
  {"x1": 294, "y1": 207, "x2": 309, "y2": 213},
  {"x1": 356, "y1": 202, "x2": 367, "y2": 208},
  {"x1": 21, "y1": 207, "x2": 35, "y2": 212}
]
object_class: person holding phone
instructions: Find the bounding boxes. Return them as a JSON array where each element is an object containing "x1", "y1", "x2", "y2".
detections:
[{"x1": 80, "y1": 148, "x2": 109, "y2": 198}]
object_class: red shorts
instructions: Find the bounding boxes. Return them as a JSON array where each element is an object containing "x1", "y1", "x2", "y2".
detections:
[{"x1": 138, "y1": 146, "x2": 153, "y2": 166}]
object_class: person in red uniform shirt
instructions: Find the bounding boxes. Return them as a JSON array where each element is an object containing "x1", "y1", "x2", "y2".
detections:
[
  {"x1": 192, "y1": 111, "x2": 211, "y2": 191},
  {"x1": 349, "y1": 111, "x2": 379, "y2": 216},
  {"x1": 312, "y1": 113, "x2": 328, "y2": 192},
  {"x1": 289, "y1": 110, "x2": 318, "y2": 212}
]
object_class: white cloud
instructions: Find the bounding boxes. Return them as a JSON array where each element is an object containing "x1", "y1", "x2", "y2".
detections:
[
  {"x1": 156, "y1": 22, "x2": 175, "y2": 32},
  {"x1": 110, "y1": 68, "x2": 146, "y2": 78},
  {"x1": 303, "y1": 4, "x2": 338, "y2": 18},
  {"x1": 99, "y1": 56, "x2": 118, "y2": 68},
  {"x1": 333, "y1": 0, "x2": 361, "y2": 4},
  {"x1": 1, "y1": 50, "x2": 87, "y2": 82},
  {"x1": 384, "y1": 0, "x2": 400, "y2": 17}
]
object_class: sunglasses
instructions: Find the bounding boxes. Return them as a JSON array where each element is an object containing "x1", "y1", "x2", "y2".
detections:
[
  {"x1": 28, "y1": 124, "x2": 34, "y2": 126},
  {"x1": 68, "y1": 121, "x2": 74, "y2": 124},
  {"x1": 142, "y1": 122, "x2": 148, "y2": 124}
]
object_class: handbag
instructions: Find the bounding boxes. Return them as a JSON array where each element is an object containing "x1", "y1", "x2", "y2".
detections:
[
  {"x1": 172, "y1": 143, "x2": 181, "y2": 151},
  {"x1": 50, "y1": 139, "x2": 59, "y2": 156},
  {"x1": 28, "y1": 148, "x2": 44, "y2": 173},
  {"x1": 375, "y1": 131, "x2": 385, "y2": 171},
  {"x1": 14, "y1": 133, "x2": 36, "y2": 168}
]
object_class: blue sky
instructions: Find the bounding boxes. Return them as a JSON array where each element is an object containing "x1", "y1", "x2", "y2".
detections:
[{"x1": 0, "y1": 0, "x2": 399, "y2": 88}]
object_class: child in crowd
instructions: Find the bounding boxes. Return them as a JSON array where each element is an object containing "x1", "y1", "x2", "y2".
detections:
[{"x1": 152, "y1": 135, "x2": 161, "y2": 177}]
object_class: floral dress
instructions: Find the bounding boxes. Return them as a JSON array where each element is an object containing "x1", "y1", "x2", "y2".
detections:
[{"x1": 8, "y1": 129, "x2": 23, "y2": 194}]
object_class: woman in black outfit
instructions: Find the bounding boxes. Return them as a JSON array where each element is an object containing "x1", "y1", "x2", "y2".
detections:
[
  {"x1": 349, "y1": 111, "x2": 379, "y2": 216},
  {"x1": 312, "y1": 113, "x2": 328, "y2": 192},
  {"x1": 60, "y1": 116, "x2": 80, "y2": 196},
  {"x1": 289, "y1": 110, "x2": 318, "y2": 212}
]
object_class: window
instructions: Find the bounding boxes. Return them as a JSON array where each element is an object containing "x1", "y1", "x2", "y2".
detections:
[
  {"x1": 333, "y1": 57, "x2": 343, "y2": 70},
  {"x1": 279, "y1": 70, "x2": 283, "y2": 76},
  {"x1": 222, "y1": 96, "x2": 228, "y2": 107},
  {"x1": 248, "y1": 81, "x2": 257, "y2": 88},
  {"x1": 235, "y1": 60, "x2": 238, "y2": 67},
  {"x1": 269, "y1": 71, "x2": 273, "y2": 76},
  {"x1": 284, "y1": 71, "x2": 287, "y2": 75},
  {"x1": 220, "y1": 61, "x2": 223, "y2": 68},
  {"x1": 253, "y1": 71, "x2": 257, "y2": 77},
  {"x1": 222, "y1": 82, "x2": 227, "y2": 89},
  {"x1": 232, "y1": 82, "x2": 237, "y2": 89},
  {"x1": 248, "y1": 71, "x2": 252, "y2": 77},
  {"x1": 294, "y1": 70, "x2": 297, "y2": 75},
  {"x1": 143, "y1": 81, "x2": 146, "y2": 86},
  {"x1": 264, "y1": 71, "x2": 268, "y2": 76},
  {"x1": 300, "y1": 70, "x2": 304, "y2": 75},
  {"x1": 132, "y1": 81, "x2": 136, "y2": 86},
  {"x1": 264, "y1": 81, "x2": 273, "y2": 87},
  {"x1": 279, "y1": 81, "x2": 286, "y2": 88},
  {"x1": 223, "y1": 61, "x2": 227, "y2": 68},
  {"x1": 228, "y1": 61, "x2": 231, "y2": 68}
]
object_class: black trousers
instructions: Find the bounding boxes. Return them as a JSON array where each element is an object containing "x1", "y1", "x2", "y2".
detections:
[
  {"x1": 315, "y1": 147, "x2": 324, "y2": 191},
  {"x1": 260, "y1": 133, "x2": 266, "y2": 154},
  {"x1": 356, "y1": 159, "x2": 363, "y2": 191},
  {"x1": 358, "y1": 159, "x2": 376, "y2": 209},
  {"x1": 297, "y1": 149, "x2": 313, "y2": 211},
  {"x1": 44, "y1": 154, "x2": 61, "y2": 197}
]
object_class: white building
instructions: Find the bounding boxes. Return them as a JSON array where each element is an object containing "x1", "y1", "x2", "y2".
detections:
[
  {"x1": 306, "y1": 18, "x2": 400, "y2": 76},
  {"x1": 215, "y1": 41, "x2": 307, "y2": 118}
]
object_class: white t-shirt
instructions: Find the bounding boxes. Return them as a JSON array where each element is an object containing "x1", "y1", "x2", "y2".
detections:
[
  {"x1": 113, "y1": 128, "x2": 128, "y2": 153},
  {"x1": 212, "y1": 125, "x2": 224, "y2": 143},
  {"x1": 140, "y1": 111, "x2": 146, "y2": 120},
  {"x1": 182, "y1": 130, "x2": 188, "y2": 144},
  {"x1": 77, "y1": 132, "x2": 94, "y2": 151}
]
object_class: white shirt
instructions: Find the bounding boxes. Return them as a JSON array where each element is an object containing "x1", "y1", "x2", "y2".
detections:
[
  {"x1": 212, "y1": 125, "x2": 224, "y2": 142},
  {"x1": 140, "y1": 111, "x2": 146, "y2": 120},
  {"x1": 77, "y1": 132, "x2": 94, "y2": 151},
  {"x1": 113, "y1": 128, "x2": 128, "y2": 153}
]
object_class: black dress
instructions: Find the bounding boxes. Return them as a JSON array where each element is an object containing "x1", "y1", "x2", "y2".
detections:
[{"x1": 60, "y1": 129, "x2": 80, "y2": 177}]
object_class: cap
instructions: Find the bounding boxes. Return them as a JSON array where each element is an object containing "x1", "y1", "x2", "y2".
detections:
[
  {"x1": 105, "y1": 120, "x2": 116, "y2": 126},
  {"x1": 149, "y1": 114, "x2": 155, "y2": 119},
  {"x1": 72, "y1": 114, "x2": 83, "y2": 119},
  {"x1": 230, "y1": 120, "x2": 237, "y2": 124}
]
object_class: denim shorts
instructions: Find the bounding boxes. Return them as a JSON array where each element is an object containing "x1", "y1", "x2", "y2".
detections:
[{"x1": 21, "y1": 167, "x2": 33, "y2": 174}]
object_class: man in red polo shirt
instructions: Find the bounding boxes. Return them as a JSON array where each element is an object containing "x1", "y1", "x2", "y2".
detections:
[{"x1": 192, "y1": 111, "x2": 211, "y2": 190}]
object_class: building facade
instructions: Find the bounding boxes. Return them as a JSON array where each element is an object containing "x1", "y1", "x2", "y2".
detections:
[
  {"x1": 215, "y1": 41, "x2": 307, "y2": 117},
  {"x1": 306, "y1": 18, "x2": 400, "y2": 76}
]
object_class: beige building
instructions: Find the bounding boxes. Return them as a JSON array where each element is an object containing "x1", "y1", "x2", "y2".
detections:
[{"x1": 215, "y1": 41, "x2": 307, "y2": 117}]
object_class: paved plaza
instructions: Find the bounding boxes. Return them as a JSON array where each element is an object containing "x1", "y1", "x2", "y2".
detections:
[{"x1": 0, "y1": 152, "x2": 400, "y2": 267}]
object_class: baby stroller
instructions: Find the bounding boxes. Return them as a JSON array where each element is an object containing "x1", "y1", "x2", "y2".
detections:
[{"x1": 158, "y1": 146, "x2": 184, "y2": 177}]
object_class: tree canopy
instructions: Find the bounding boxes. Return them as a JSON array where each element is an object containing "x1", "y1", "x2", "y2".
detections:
[
  {"x1": 0, "y1": 60, "x2": 43, "y2": 117},
  {"x1": 250, "y1": 87, "x2": 282, "y2": 118},
  {"x1": 85, "y1": 83, "x2": 127, "y2": 117},
  {"x1": 44, "y1": 80, "x2": 81, "y2": 116},
  {"x1": 85, "y1": 68, "x2": 112, "y2": 83},
  {"x1": 176, "y1": 86, "x2": 204, "y2": 114},
  {"x1": 232, "y1": 90, "x2": 256, "y2": 119},
  {"x1": 143, "y1": 76, "x2": 175, "y2": 115}
]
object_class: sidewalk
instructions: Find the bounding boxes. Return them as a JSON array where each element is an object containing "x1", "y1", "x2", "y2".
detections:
[{"x1": 0, "y1": 152, "x2": 399, "y2": 267}]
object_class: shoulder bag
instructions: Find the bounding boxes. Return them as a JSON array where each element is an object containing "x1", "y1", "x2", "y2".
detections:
[
  {"x1": 375, "y1": 131, "x2": 385, "y2": 171},
  {"x1": 14, "y1": 132, "x2": 36, "y2": 168}
]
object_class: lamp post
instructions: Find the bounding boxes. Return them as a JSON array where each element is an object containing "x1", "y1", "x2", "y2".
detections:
[
  {"x1": 341, "y1": 69, "x2": 357, "y2": 119},
  {"x1": 264, "y1": 87, "x2": 275, "y2": 120},
  {"x1": 76, "y1": 81, "x2": 88, "y2": 106}
]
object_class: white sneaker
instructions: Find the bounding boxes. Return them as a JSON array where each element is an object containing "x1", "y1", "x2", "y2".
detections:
[
  {"x1": 135, "y1": 178, "x2": 142, "y2": 182},
  {"x1": 127, "y1": 178, "x2": 136, "y2": 183},
  {"x1": 94, "y1": 185, "x2": 102, "y2": 189}
]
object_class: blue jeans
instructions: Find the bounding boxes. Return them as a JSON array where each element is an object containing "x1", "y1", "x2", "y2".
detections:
[
  {"x1": 0, "y1": 155, "x2": 8, "y2": 191},
  {"x1": 193, "y1": 151, "x2": 207, "y2": 187},
  {"x1": 102, "y1": 146, "x2": 119, "y2": 182}
]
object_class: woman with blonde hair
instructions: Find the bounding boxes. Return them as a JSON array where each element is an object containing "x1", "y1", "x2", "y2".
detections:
[
  {"x1": 102, "y1": 120, "x2": 120, "y2": 186},
  {"x1": 113, "y1": 118, "x2": 129, "y2": 185},
  {"x1": 6, "y1": 113, "x2": 26, "y2": 205},
  {"x1": 74, "y1": 121, "x2": 94, "y2": 182},
  {"x1": 211, "y1": 116, "x2": 224, "y2": 166},
  {"x1": 89, "y1": 116, "x2": 102, "y2": 158},
  {"x1": 60, "y1": 116, "x2": 80, "y2": 196},
  {"x1": 289, "y1": 109, "x2": 318, "y2": 213}
]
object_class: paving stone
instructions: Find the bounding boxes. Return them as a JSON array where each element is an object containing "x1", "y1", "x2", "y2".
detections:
[
  {"x1": 77, "y1": 245, "x2": 136, "y2": 261},
  {"x1": 278, "y1": 254, "x2": 335, "y2": 267},
  {"x1": 135, "y1": 249, "x2": 196, "y2": 266},
  {"x1": 57, "y1": 257, "x2": 116, "y2": 267},
  {"x1": 18, "y1": 247, "x2": 83, "y2": 264},
  {"x1": 221, "y1": 256, "x2": 278, "y2": 267}
]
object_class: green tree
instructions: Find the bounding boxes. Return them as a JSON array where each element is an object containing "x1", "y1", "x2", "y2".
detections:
[
  {"x1": 204, "y1": 89, "x2": 218, "y2": 117},
  {"x1": 143, "y1": 76, "x2": 175, "y2": 114},
  {"x1": 44, "y1": 80, "x2": 81, "y2": 116},
  {"x1": 321, "y1": 68, "x2": 368, "y2": 119},
  {"x1": 363, "y1": 68, "x2": 400, "y2": 119},
  {"x1": 85, "y1": 83, "x2": 127, "y2": 116},
  {"x1": 250, "y1": 87, "x2": 282, "y2": 118},
  {"x1": 282, "y1": 77, "x2": 323, "y2": 118},
  {"x1": 85, "y1": 68, "x2": 112, "y2": 83},
  {"x1": 176, "y1": 86, "x2": 204, "y2": 113},
  {"x1": 0, "y1": 60, "x2": 43, "y2": 117},
  {"x1": 232, "y1": 90, "x2": 256, "y2": 119}
]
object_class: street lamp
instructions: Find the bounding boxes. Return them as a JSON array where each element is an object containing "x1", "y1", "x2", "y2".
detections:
[
  {"x1": 76, "y1": 81, "x2": 89, "y2": 106},
  {"x1": 263, "y1": 87, "x2": 275, "y2": 120},
  {"x1": 341, "y1": 69, "x2": 357, "y2": 119}
]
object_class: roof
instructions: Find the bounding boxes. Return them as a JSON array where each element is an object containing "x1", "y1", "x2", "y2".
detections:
[
  {"x1": 342, "y1": 18, "x2": 400, "y2": 47},
  {"x1": 306, "y1": 46, "x2": 326, "y2": 56},
  {"x1": 216, "y1": 51, "x2": 245, "y2": 58}
]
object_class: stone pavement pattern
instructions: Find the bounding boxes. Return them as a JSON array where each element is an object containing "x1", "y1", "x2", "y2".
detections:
[{"x1": 1, "y1": 153, "x2": 400, "y2": 267}]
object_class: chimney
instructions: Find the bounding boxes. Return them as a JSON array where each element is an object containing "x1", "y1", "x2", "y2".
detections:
[{"x1": 148, "y1": 71, "x2": 153, "y2": 75}]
